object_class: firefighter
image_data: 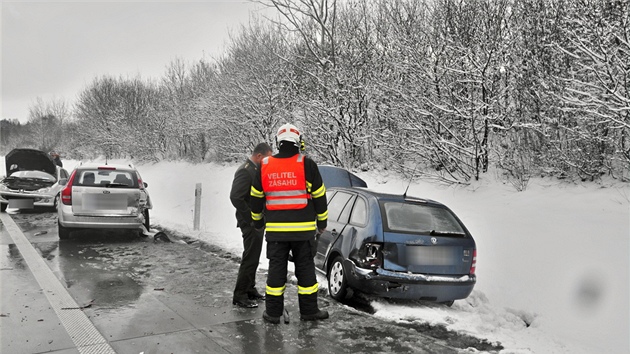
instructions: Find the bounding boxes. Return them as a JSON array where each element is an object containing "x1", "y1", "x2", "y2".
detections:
[
  {"x1": 230, "y1": 142, "x2": 273, "y2": 308},
  {"x1": 250, "y1": 123, "x2": 329, "y2": 323}
]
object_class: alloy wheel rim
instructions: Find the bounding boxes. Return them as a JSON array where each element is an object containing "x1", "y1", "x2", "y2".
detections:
[{"x1": 329, "y1": 261, "x2": 343, "y2": 295}]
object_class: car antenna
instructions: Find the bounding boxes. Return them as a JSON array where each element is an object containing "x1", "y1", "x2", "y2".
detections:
[
  {"x1": 346, "y1": 169, "x2": 354, "y2": 187},
  {"x1": 403, "y1": 164, "x2": 419, "y2": 198}
]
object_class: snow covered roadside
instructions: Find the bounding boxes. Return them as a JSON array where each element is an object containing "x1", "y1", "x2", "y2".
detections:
[
  {"x1": 3, "y1": 157, "x2": 627, "y2": 353},
  {"x1": 139, "y1": 160, "x2": 628, "y2": 354}
]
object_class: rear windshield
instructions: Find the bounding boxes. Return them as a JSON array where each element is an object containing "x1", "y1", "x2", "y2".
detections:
[
  {"x1": 75, "y1": 169, "x2": 137, "y2": 188},
  {"x1": 381, "y1": 201, "x2": 466, "y2": 235}
]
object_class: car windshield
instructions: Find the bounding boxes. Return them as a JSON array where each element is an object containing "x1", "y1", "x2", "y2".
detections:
[
  {"x1": 8, "y1": 170, "x2": 56, "y2": 181},
  {"x1": 75, "y1": 169, "x2": 136, "y2": 188},
  {"x1": 382, "y1": 201, "x2": 466, "y2": 235}
]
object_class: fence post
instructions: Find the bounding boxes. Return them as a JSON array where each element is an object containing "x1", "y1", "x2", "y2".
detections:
[{"x1": 194, "y1": 183, "x2": 202, "y2": 230}]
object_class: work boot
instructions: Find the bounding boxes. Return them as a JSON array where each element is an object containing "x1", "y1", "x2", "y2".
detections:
[
  {"x1": 300, "y1": 310, "x2": 329, "y2": 321},
  {"x1": 248, "y1": 289, "x2": 265, "y2": 301},
  {"x1": 232, "y1": 298, "x2": 258, "y2": 308},
  {"x1": 263, "y1": 311, "x2": 281, "y2": 324}
]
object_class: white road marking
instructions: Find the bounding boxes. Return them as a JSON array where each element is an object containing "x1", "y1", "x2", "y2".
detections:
[{"x1": 0, "y1": 213, "x2": 116, "y2": 354}]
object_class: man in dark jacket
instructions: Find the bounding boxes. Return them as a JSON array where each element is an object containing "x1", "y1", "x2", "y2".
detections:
[
  {"x1": 49, "y1": 151, "x2": 63, "y2": 168},
  {"x1": 250, "y1": 123, "x2": 329, "y2": 323},
  {"x1": 230, "y1": 142, "x2": 273, "y2": 308}
]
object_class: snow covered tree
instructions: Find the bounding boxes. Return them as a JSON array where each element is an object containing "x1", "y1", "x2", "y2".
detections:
[
  {"x1": 74, "y1": 75, "x2": 161, "y2": 160},
  {"x1": 159, "y1": 58, "x2": 216, "y2": 161},
  {"x1": 262, "y1": 0, "x2": 379, "y2": 167},
  {"x1": 27, "y1": 97, "x2": 70, "y2": 154},
  {"x1": 60, "y1": 0, "x2": 629, "y2": 185},
  {"x1": 206, "y1": 17, "x2": 294, "y2": 161},
  {"x1": 551, "y1": 0, "x2": 629, "y2": 180}
]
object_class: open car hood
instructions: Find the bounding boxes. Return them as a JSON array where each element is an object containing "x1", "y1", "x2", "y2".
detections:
[
  {"x1": 318, "y1": 165, "x2": 367, "y2": 188},
  {"x1": 5, "y1": 148, "x2": 56, "y2": 176}
]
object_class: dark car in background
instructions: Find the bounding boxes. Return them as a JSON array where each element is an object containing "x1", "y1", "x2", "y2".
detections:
[
  {"x1": 316, "y1": 166, "x2": 477, "y2": 305},
  {"x1": 0, "y1": 148, "x2": 69, "y2": 212},
  {"x1": 57, "y1": 163, "x2": 152, "y2": 239}
]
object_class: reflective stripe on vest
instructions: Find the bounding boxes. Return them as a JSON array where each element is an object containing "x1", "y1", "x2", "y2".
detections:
[{"x1": 261, "y1": 155, "x2": 308, "y2": 210}]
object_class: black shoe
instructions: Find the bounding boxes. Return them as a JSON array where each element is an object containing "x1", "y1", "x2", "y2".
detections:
[
  {"x1": 248, "y1": 289, "x2": 265, "y2": 301},
  {"x1": 300, "y1": 310, "x2": 329, "y2": 321},
  {"x1": 263, "y1": 311, "x2": 281, "y2": 324},
  {"x1": 232, "y1": 298, "x2": 258, "y2": 308}
]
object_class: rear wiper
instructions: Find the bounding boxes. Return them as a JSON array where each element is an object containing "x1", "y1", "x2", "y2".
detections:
[{"x1": 430, "y1": 230, "x2": 466, "y2": 237}]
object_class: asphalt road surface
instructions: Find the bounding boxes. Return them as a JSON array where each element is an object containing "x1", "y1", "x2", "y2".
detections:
[{"x1": 0, "y1": 209, "x2": 501, "y2": 353}]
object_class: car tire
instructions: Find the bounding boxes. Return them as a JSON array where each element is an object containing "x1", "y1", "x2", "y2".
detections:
[
  {"x1": 327, "y1": 256, "x2": 349, "y2": 301},
  {"x1": 0, "y1": 203, "x2": 6, "y2": 212},
  {"x1": 53, "y1": 194, "x2": 60, "y2": 210},
  {"x1": 58, "y1": 221, "x2": 70, "y2": 240},
  {"x1": 143, "y1": 209, "x2": 150, "y2": 231}
]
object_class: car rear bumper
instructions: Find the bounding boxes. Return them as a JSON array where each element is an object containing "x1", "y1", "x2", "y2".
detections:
[
  {"x1": 58, "y1": 211, "x2": 144, "y2": 230},
  {"x1": 343, "y1": 259, "x2": 476, "y2": 302}
]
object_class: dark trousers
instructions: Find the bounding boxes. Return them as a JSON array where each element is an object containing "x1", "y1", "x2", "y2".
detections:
[
  {"x1": 265, "y1": 239, "x2": 319, "y2": 317},
  {"x1": 233, "y1": 226, "x2": 264, "y2": 300}
]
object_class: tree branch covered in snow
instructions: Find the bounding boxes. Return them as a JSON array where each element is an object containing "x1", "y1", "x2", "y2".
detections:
[{"x1": 5, "y1": 0, "x2": 628, "y2": 187}]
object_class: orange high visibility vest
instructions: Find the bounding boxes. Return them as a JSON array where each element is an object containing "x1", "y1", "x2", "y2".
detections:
[{"x1": 261, "y1": 155, "x2": 308, "y2": 210}]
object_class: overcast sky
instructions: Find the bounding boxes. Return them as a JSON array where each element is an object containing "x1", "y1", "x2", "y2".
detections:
[{"x1": 1, "y1": 0, "x2": 268, "y2": 123}]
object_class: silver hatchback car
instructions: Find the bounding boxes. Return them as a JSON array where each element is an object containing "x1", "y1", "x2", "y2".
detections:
[{"x1": 57, "y1": 163, "x2": 152, "y2": 239}]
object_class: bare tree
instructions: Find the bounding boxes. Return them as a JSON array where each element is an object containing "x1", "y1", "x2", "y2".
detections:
[{"x1": 27, "y1": 96, "x2": 69, "y2": 153}]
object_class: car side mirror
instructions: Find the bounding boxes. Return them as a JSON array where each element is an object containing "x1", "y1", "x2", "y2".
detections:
[
  {"x1": 59, "y1": 178, "x2": 68, "y2": 186},
  {"x1": 143, "y1": 182, "x2": 148, "y2": 188}
]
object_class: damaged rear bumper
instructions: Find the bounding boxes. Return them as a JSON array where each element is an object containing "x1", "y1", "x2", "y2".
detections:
[{"x1": 343, "y1": 259, "x2": 476, "y2": 302}]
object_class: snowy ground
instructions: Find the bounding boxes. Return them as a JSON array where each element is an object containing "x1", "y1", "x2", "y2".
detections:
[{"x1": 3, "y1": 157, "x2": 629, "y2": 353}]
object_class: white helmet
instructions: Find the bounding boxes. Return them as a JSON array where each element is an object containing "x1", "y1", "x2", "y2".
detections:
[{"x1": 276, "y1": 123, "x2": 301, "y2": 147}]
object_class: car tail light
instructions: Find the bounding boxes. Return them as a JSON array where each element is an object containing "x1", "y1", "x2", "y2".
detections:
[
  {"x1": 470, "y1": 249, "x2": 477, "y2": 275},
  {"x1": 61, "y1": 170, "x2": 77, "y2": 205},
  {"x1": 356, "y1": 242, "x2": 383, "y2": 270}
]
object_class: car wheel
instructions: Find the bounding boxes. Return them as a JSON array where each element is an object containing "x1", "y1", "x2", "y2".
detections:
[
  {"x1": 441, "y1": 300, "x2": 455, "y2": 307},
  {"x1": 58, "y1": 221, "x2": 70, "y2": 240},
  {"x1": 327, "y1": 256, "x2": 348, "y2": 301},
  {"x1": 0, "y1": 203, "x2": 6, "y2": 212},
  {"x1": 143, "y1": 209, "x2": 150, "y2": 231}
]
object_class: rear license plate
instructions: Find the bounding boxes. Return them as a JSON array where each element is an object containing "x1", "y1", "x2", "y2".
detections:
[
  {"x1": 83, "y1": 194, "x2": 127, "y2": 210},
  {"x1": 406, "y1": 246, "x2": 458, "y2": 266},
  {"x1": 9, "y1": 199, "x2": 34, "y2": 209}
]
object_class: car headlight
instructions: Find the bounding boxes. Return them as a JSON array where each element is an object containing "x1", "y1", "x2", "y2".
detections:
[{"x1": 36, "y1": 188, "x2": 51, "y2": 194}]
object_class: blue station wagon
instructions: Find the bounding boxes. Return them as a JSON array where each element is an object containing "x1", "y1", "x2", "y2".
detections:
[{"x1": 316, "y1": 166, "x2": 477, "y2": 305}]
